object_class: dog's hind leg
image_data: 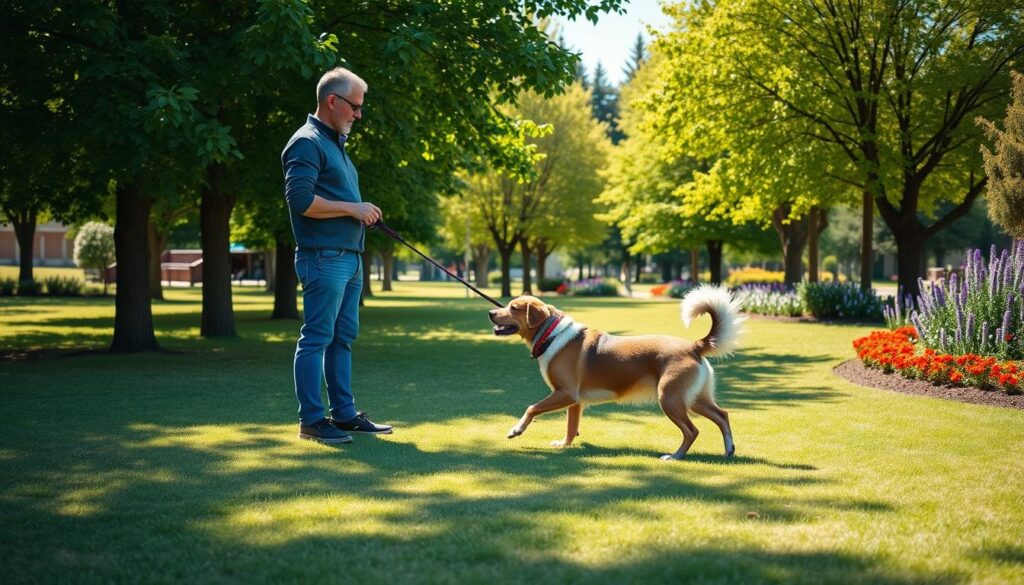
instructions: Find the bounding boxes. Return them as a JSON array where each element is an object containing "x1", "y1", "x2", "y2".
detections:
[
  {"x1": 551, "y1": 402, "x2": 583, "y2": 447},
  {"x1": 689, "y1": 366, "x2": 735, "y2": 457},
  {"x1": 508, "y1": 391, "x2": 577, "y2": 439},
  {"x1": 657, "y1": 367, "x2": 706, "y2": 460}
]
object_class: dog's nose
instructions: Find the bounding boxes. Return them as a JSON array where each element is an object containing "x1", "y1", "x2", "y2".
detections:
[{"x1": 489, "y1": 309, "x2": 497, "y2": 316}]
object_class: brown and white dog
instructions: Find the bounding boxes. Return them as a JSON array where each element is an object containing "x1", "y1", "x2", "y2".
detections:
[{"x1": 488, "y1": 285, "x2": 745, "y2": 460}]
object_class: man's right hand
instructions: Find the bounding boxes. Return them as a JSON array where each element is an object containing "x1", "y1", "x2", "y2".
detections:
[{"x1": 351, "y1": 202, "x2": 382, "y2": 226}]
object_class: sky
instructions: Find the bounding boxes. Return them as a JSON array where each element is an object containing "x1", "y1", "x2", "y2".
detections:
[{"x1": 556, "y1": 1, "x2": 674, "y2": 87}]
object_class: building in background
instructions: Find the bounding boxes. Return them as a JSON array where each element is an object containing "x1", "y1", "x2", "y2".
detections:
[{"x1": 0, "y1": 222, "x2": 75, "y2": 267}]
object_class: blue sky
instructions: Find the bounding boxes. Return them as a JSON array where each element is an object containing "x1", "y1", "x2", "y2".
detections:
[{"x1": 556, "y1": 1, "x2": 674, "y2": 87}]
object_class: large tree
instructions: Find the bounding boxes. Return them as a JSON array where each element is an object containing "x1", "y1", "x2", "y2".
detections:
[{"x1": 652, "y1": 0, "x2": 1024, "y2": 298}]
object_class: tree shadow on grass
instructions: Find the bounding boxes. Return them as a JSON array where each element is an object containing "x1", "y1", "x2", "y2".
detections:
[{"x1": 0, "y1": 416, "x2": 942, "y2": 585}]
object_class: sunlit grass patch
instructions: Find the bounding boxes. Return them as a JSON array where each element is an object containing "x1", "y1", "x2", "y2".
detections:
[{"x1": 1, "y1": 282, "x2": 1022, "y2": 583}]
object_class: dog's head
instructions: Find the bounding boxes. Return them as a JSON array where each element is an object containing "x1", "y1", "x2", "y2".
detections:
[{"x1": 488, "y1": 295, "x2": 562, "y2": 340}]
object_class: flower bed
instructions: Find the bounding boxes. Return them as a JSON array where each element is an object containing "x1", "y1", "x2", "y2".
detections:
[{"x1": 853, "y1": 326, "x2": 1022, "y2": 394}]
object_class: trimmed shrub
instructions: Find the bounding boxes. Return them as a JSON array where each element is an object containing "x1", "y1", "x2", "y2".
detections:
[
  {"x1": 0, "y1": 278, "x2": 15, "y2": 296},
  {"x1": 537, "y1": 277, "x2": 566, "y2": 292},
  {"x1": 568, "y1": 278, "x2": 618, "y2": 296},
  {"x1": 799, "y1": 281, "x2": 883, "y2": 321},
  {"x1": 74, "y1": 222, "x2": 115, "y2": 294},
  {"x1": 43, "y1": 276, "x2": 85, "y2": 296}
]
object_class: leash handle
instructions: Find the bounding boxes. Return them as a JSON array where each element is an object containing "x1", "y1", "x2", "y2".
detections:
[{"x1": 369, "y1": 220, "x2": 504, "y2": 308}]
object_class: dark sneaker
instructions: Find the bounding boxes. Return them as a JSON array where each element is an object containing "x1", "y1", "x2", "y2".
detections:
[
  {"x1": 298, "y1": 418, "x2": 353, "y2": 444},
  {"x1": 330, "y1": 411, "x2": 393, "y2": 434}
]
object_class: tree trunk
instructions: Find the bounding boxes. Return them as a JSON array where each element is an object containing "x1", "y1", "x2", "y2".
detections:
[
  {"x1": 807, "y1": 207, "x2": 820, "y2": 284},
  {"x1": 265, "y1": 247, "x2": 276, "y2": 292},
  {"x1": 634, "y1": 257, "x2": 642, "y2": 283},
  {"x1": 111, "y1": 183, "x2": 159, "y2": 353},
  {"x1": 536, "y1": 239, "x2": 550, "y2": 286},
  {"x1": 690, "y1": 248, "x2": 699, "y2": 283},
  {"x1": 271, "y1": 237, "x2": 298, "y2": 319},
  {"x1": 894, "y1": 226, "x2": 927, "y2": 299},
  {"x1": 147, "y1": 216, "x2": 166, "y2": 300},
  {"x1": 200, "y1": 163, "x2": 236, "y2": 337},
  {"x1": 860, "y1": 190, "x2": 874, "y2": 293},
  {"x1": 380, "y1": 247, "x2": 394, "y2": 292},
  {"x1": 473, "y1": 244, "x2": 490, "y2": 288},
  {"x1": 706, "y1": 240, "x2": 723, "y2": 284},
  {"x1": 499, "y1": 246, "x2": 513, "y2": 298},
  {"x1": 521, "y1": 240, "x2": 533, "y2": 295},
  {"x1": 772, "y1": 204, "x2": 809, "y2": 286},
  {"x1": 10, "y1": 209, "x2": 37, "y2": 287}
]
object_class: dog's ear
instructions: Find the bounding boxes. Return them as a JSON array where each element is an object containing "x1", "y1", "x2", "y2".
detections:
[{"x1": 526, "y1": 303, "x2": 548, "y2": 329}]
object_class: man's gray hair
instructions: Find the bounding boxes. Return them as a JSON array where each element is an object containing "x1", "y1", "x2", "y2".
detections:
[{"x1": 316, "y1": 67, "x2": 368, "y2": 104}]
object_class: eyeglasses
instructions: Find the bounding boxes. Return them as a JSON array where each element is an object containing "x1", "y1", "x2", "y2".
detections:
[{"x1": 331, "y1": 93, "x2": 363, "y2": 113}]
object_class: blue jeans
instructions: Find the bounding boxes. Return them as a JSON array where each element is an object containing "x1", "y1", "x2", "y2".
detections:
[{"x1": 293, "y1": 248, "x2": 362, "y2": 425}]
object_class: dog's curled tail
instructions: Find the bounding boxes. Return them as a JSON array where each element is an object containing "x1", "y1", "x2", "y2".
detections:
[{"x1": 681, "y1": 284, "x2": 746, "y2": 358}]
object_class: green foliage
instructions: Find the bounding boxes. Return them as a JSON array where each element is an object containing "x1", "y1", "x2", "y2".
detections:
[
  {"x1": 537, "y1": 277, "x2": 566, "y2": 292},
  {"x1": 977, "y1": 71, "x2": 1024, "y2": 239},
  {"x1": 799, "y1": 282, "x2": 883, "y2": 322},
  {"x1": 0, "y1": 278, "x2": 15, "y2": 296},
  {"x1": 41, "y1": 276, "x2": 85, "y2": 297},
  {"x1": 73, "y1": 222, "x2": 115, "y2": 275},
  {"x1": 15, "y1": 278, "x2": 42, "y2": 296},
  {"x1": 567, "y1": 277, "x2": 619, "y2": 296}
]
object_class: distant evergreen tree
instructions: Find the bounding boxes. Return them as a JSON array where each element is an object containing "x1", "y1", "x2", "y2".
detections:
[
  {"x1": 977, "y1": 71, "x2": 1024, "y2": 239},
  {"x1": 622, "y1": 32, "x2": 647, "y2": 82},
  {"x1": 558, "y1": 33, "x2": 589, "y2": 89},
  {"x1": 589, "y1": 62, "x2": 623, "y2": 144}
]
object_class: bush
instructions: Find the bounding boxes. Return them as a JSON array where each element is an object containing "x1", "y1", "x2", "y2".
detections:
[
  {"x1": 16, "y1": 279, "x2": 42, "y2": 296},
  {"x1": 799, "y1": 281, "x2": 883, "y2": 321},
  {"x1": 734, "y1": 284, "x2": 804, "y2": 317},
  {"x1": 911, "y1": 245, "x2": 1024, "y2": 360},
  {"x1": 0, "y1": 278, "x2": 15, "y2": 296},
  {"x1": 537, "y1": 277, "x2": 566, "y2": 292},
  {"x1": 726, "y1": 267, "x2": 785, "y2": 287},
  {"x1": 568, "y1": 278, "x2": 619, "y2": 297},
  {"x1": 74, "y1": 222, "x2": 115, "y2": 294},
  {"x1": 43, "y1": 276, "x2": 85, "y2": 296},
  {"x1": 637, "y1": 273, "x2": 661, "y2": 284},
  {"x1": 666, "y1": 279, "x2": 697, "y2": 299}
]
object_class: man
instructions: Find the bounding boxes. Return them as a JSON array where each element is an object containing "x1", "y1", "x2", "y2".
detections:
[{"x1": 282, "y1": 67, "x2": 393, "y2": 444}]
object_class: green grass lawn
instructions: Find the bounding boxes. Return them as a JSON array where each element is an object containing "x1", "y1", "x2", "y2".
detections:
[{"x1": 1, "y1": 283, "x2": 1022, "y2": 584}]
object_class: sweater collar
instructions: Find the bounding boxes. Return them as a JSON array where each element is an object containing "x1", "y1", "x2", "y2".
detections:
[{"x1": 308, "y1": 114, "x2": 348, "y2": 147}]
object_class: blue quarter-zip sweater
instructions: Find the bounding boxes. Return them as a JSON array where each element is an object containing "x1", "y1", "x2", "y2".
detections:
[{"x1": 282, "y1": 114, "x2": 365, "y2": 252}]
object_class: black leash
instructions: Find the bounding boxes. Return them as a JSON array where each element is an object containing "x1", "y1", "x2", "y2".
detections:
[{"x1": 369, "y1": 220, "x2": 504, "y2": 308}]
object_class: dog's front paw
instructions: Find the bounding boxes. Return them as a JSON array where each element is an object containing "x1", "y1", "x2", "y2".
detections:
[{"x1": 507, "y1": 427, "x2": 524, "y2": 439}]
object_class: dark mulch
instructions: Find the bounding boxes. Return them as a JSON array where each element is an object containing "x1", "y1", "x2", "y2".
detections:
[{"x1": 834, "y1": 359, "x2": 1024, "y2": 410}]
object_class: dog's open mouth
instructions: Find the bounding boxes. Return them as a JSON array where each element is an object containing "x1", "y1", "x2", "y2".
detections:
[{"x1": 492, "y1": 324, "x2": 519, "y2": 336}]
